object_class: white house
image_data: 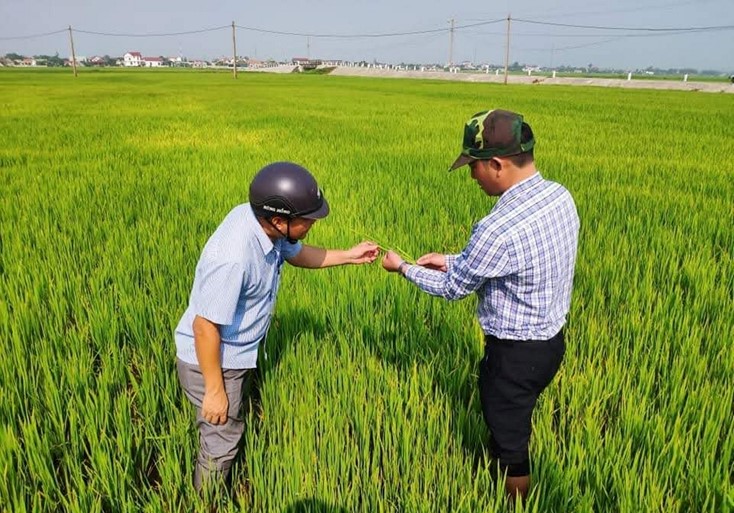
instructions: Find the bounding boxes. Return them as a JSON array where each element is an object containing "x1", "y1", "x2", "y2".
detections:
[
  {"x1": 123, "y1": 52, "x2": 142, "y2": 67},
  {"x1": 142, "y1": 56, "x2": 164, "y2": 67}
]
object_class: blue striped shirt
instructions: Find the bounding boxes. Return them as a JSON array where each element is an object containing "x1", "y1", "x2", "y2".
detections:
[
  {"x1": 175, "y1": 203, "x2": 302, "y2": 369},
  {"x1": 405, "y1": 172, "x2": 579, "y2": 340}
]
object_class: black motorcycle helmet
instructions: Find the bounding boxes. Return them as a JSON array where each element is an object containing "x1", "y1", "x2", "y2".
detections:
[{"x1": 249, "y1": 161, "x2": 329, "y2": 220}]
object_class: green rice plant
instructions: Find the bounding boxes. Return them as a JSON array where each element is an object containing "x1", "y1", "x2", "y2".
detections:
[{"x1": 0, "y1": 68, "x2": 731, "y2": 512}]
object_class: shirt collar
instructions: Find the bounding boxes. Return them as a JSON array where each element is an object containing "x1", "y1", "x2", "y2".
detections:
[
  {"x1": 497, "y1": 172, "x2": 542, "y2": 205},
  {"x1": 245, "y1": 203, "x2": 275, "y2": 255}
]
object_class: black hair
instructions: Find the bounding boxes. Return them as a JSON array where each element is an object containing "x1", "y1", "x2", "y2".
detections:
[{"x1": 507, "y1": 122, "x2": 535, "y2": 167}]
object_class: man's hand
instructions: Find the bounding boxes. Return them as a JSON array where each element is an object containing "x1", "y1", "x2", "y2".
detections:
[
  {"x1": 201, "y1": 387, "x2": 229, "y2": 425},
  {"x1": 382, "y1": 250, "x2": 405, "y2": 273},
  {"x1": 346, "y1": 241, "x2": 380, "y2": 264},
  {"x1": 417, "y1": 252, "x2": 447, "y2": 272}
]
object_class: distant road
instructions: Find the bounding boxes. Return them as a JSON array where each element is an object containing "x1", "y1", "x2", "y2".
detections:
[
  {"x1": 241, "y1": 64, "x2": 733, "y2": 93},
  {"x1": 325, "y1": 67, "x2": 734, "y2": 93}
]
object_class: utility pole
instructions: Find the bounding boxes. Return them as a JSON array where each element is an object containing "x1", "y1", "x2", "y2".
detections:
[
  {"x1": 68, "y1": 25, "x2": 77, "y2": 77},
  {"x1": 231, "y1": 21, "x2": 237, "y2": 79},
  {"x1": 503, "y1": 14, "x2": 511, "y2": 85},
  {"x1": 307, "y1": 36, "x2": 311, "y2": 60},
  {"x1": 448, "y1": 18, "x2": 455, "y2": 68}
]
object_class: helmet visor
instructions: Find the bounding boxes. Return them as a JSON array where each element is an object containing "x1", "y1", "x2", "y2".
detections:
[{"x1": 298, "y1": 191, "x2": 330, "y2": 219}]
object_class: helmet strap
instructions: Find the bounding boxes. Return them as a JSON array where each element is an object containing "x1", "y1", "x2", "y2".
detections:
[
  {"x1": 285, "y1": 218, "x2": 297, "y2": 244},
  {"x1": 264, "y1": 216, "x2": 298, "y2": 244}
]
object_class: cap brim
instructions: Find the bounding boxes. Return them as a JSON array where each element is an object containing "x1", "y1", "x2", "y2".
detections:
[
  {"x1": 301, "y1": 197, "x2": 330, "y2": 219},
  {"x1": 448, "y1": 154, "x2": 474, "y2": 172}
]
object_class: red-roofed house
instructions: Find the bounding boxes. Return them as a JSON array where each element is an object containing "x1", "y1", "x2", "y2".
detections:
[
  {"x1": 142, "y1": 56, "x2": 165, "y2": 67},
  {"x1": 123, "y1": 52, "x2": 142, "y2": 67}
]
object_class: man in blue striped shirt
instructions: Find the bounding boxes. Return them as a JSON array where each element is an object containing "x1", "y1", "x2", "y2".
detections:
[
  {"x1": 175, "y1": 162, "x2": 378, "y2": 493},
  {"x1": 383, "y1": 110, "x2": 579, "y2": 501}
]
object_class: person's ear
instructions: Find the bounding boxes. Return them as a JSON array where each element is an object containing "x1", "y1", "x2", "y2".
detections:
[{"x1": 271, "y1": 216, "x2": 287, "y2": 229}]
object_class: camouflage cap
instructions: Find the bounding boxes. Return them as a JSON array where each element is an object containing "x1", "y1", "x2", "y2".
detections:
[{"x1": 448, "y1": 109, "x2": 535, "y2": 171}]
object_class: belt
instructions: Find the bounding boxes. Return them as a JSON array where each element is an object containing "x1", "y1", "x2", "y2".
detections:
[{"x1": 484, "y1": 328, "x2": 564, "y2": 345}]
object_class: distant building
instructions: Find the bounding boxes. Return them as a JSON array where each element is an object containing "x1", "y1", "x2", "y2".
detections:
[
  {"x1": 62, "y1": 56, "x2": 87, "y2": 67},
  {"x1": 291, "y1": 57, "x2": 321, "y2": 70},
  {"x1": 142, "y1": 56, "x2": 165, "y2": 67},
  {"x1": 65, "y1": 56, "x2": 86, "y2": 67},
  {"x1": 123, "y1": 52, "x2": 143, "y2": 67}
]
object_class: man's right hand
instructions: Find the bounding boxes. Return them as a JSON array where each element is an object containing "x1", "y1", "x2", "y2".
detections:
[
  {"x1": 201, "y1": 387, "x2": 229, "y2": 425},
  {"x1": 417, "y1": 252, "x2": 447, "y2": 272}
]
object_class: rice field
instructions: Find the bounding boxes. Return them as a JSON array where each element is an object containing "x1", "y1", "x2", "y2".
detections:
[{"x1": 0, "y1": 68, "x2": 732, "y2": 513}]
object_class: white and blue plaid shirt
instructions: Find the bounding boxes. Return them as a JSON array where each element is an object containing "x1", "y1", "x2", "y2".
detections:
[{"x1": 405, "y1": 172, "x2": 579, "y2": 340}]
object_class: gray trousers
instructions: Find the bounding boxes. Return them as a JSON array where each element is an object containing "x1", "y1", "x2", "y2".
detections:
[{"x1": 177, "y1": 358, "x2": 252, "y2": 491}]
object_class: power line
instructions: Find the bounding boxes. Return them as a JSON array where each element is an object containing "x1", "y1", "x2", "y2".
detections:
[
  {"x1": 460, "y1": 28, "x2": 670, "y2": 38},
  {"x1": 73, "y1": 26, "x2": 230, "y2": 38},
  {"x1": 496, "y1": 0, "x2": 724, "y2": 23},
  {"x1": 2, "y1": 18, "x2": 731, "y2": 43},
  {"x1": 462, "y1": 24, "x2": 733, "y2": 44},
  {"x1": 235, "y1": 24, "x2": 440, "y2": 38},
  {"x1": 234, "y1": 19, "x2": 505, "y2": 39},
  {"x1": 513, "y1": 18, "x2": 734, "y2": 32},
  {"x1": 516, "y1": 25, "x2": 729, "y2": 52},
  {"x1": 549, "y1": 37, "x2": 628, "y2": 52},
  {"x1": 516, "y1": 37, "x2": 626, "y2": 53},
  {"x1": 0, "y1": 29, "x2": 67, "y2": 41}
]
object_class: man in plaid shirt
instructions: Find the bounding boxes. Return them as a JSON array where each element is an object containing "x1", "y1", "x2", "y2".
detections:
[{"x1": 383, "y1": 109, "x2": 579, "y2": 501}]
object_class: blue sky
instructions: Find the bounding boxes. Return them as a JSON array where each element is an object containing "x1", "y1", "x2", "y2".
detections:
[{"x1": 1, "y1": 0, "x2": 732, "y2": 71}]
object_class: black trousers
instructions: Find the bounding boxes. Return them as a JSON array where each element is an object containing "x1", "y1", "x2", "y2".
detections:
[{"x1": 478, "y1": 329, "x2": 565, "y2": 477}]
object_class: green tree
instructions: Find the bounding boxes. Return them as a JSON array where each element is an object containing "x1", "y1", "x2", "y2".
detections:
[{"x1": 34, "y1": 53, "x2": 64, "y2": 67}]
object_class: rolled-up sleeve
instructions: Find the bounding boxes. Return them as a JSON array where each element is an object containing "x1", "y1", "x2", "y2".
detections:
[{"x1": 404, "y1": 225, "x2": 512, "y2": 300}]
